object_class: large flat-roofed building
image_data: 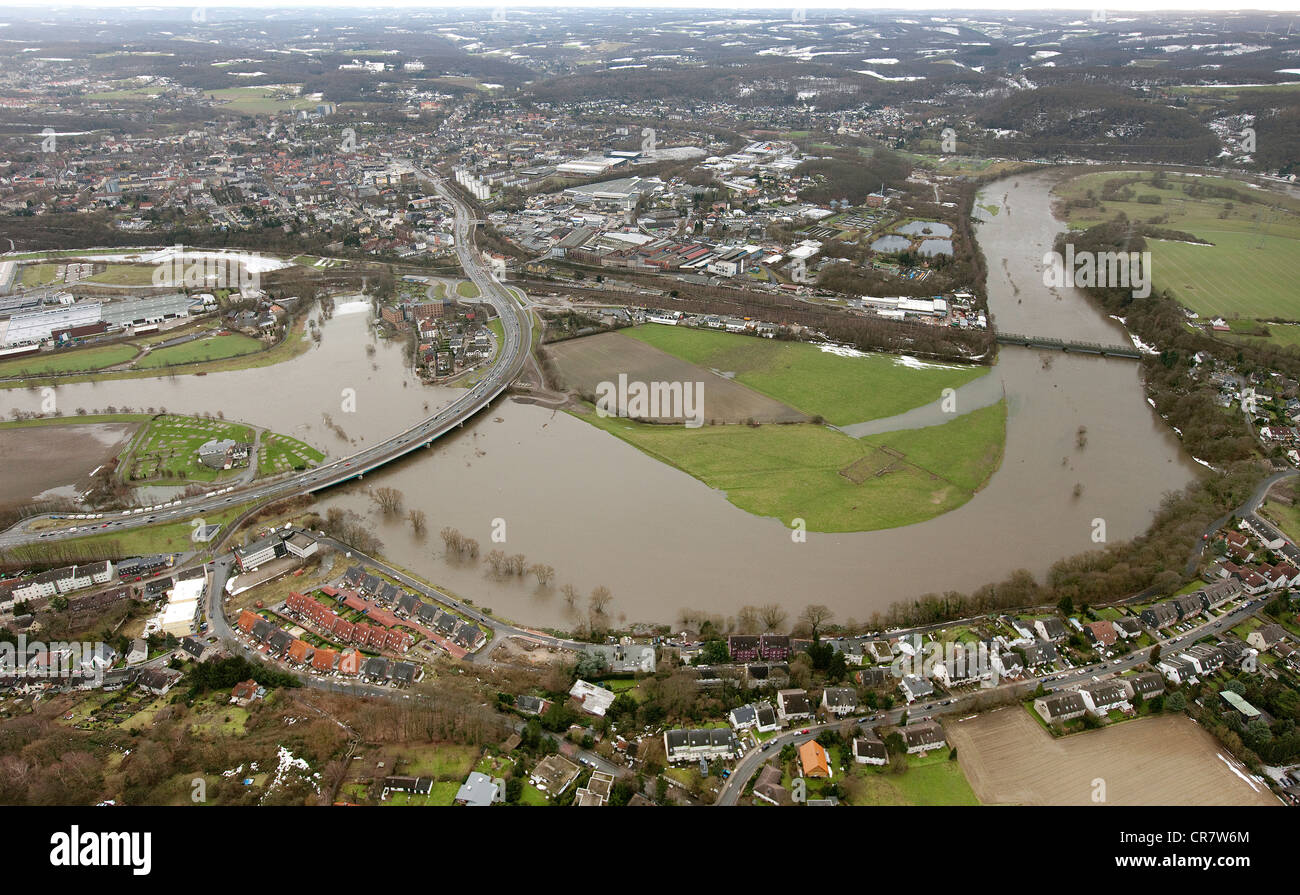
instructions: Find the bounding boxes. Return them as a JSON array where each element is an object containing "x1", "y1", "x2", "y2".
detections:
[
  {"x1": 99, "y1": 293, "x2": 199, "y2": 327},
  {"x1": 555, "y1": 156, "x2": 621, "y2": 177},
  {"x1": 156, "y1": 574, "x2": 205, "y2": 638},
  {"x1": 234, "y1": 532, "x2": 286, "y2": 572},
  {"x1": 562, "y1": 176, "x2": 661, "y2": 210},
  {"x1": 0, "y1": 292, "x2": 42, "y2": 314},
  {"x1": 284, "y1": 531, "x2": 318, "y2": 559},
  {"x1": 3, "y1": 303, "x2": 102, "y2": 345}
]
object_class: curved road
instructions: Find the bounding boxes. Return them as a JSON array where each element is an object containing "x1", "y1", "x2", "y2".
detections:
[
  {"x1": 0, "y1": 177, "x2": 532, "y2": 549},
  {"x1": 715, "y1": 594, "x2": 1272, "y2": 805},
  {"x1": 1184, "y1": 468, "x2": 1299, "y2": 576}
]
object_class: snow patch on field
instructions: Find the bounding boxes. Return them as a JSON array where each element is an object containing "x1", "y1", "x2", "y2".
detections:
[
  {"x1": 893, "y1": 355, "x2": 968, "y2": 371},
  {"x1": 817, "y1": 343, "x2": 869, "y2": 359},
  {"x1": 1217, "y1": 753, "x2": 1260, "y2": 791}
]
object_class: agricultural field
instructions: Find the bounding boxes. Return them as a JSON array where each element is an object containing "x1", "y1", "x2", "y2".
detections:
[
  {"x1": 207, "y1": 86, "x2": 318, "y2": 115},
  {"x1": 1209, "y1": 317, "x2": 1300, "y2": 352},
  {"x1": 579, "y1": 399, "x2": 1005, "y2": 532},
  {"x1": 946, "y1": 705, "x2": 1278, "y2": 806},
  {"x1": 62, "y1": 688, "x2": 168, "y2": 733},
  {"x1": 1053, "y1": 170, "x2": 1300, "y2": 319},
  {"x1": 85, "y1": 263, "x2": 158, "y2": 285},
  {"x1": 548, "y1": 330, "x2": 808, "y2": 424},
  {"x1": 0, "y1": 343, "x2": 137, "y2": 378},
  {"x1": 20, "y1": 262, "x2": 59, "y2": 287},
  {"x1": 0, "y1": 417, "x2": 140, "y2": 505},
  {"x1": 120, "y1": 414, "x2": 254, "y2": 483},
  {"x1": 0, "y1": 316, "x2": 312, "y2": 389},
  {"x1": 623, "y1": 325, "x2": 987, "y2": 424},
  {"x1": 135, "y1": 332, "x2": 264, "y2": 369},
  {"x1": 84, "y1": 84, "x2": 168, "y2": 101}
]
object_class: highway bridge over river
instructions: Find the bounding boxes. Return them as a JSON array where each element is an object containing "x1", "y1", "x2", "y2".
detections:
[{"x1": 0, "y1": 176, "x2": 533, "y2": 549}]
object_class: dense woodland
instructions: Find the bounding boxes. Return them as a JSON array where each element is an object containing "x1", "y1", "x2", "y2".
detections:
[{"x1": 976, "y1": 86, "x2": 1221, "y2": 164}]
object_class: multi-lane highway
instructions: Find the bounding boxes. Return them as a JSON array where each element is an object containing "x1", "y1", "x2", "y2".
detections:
[{"x1": 0, "y1": 177, "x2": 532, "y2": 549}]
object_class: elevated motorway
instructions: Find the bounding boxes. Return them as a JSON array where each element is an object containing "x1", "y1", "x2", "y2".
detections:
[{"x1": 0, "y1": 180, "x2": 532, "y2": 549}]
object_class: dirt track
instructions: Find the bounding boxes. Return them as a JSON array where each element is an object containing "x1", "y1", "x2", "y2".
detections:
[{"x1": 947, "y1": 706, "x2": 1279, "y2": 806}]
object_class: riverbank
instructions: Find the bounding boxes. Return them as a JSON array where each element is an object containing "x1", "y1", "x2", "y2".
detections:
[{"x1": 305, "y1": 170, "x2": 1198, "y2": 629}]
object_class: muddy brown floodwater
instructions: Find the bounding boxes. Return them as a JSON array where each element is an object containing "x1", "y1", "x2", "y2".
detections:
[
  {"x1": 311, "y1": 171, "x2": 1200, "y2": 630},
  {"x1": 1, "y1": 300, "x2": 449, "y2": 449},
  {"x1": 1, "y1": 173, "x2": 1201, "y2": 629}
]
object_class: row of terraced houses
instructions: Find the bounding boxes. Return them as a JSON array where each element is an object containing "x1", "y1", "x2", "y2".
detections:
[
  {"x1": 282, "y1": 591, "x2": 415, "y2": 653},
  {"x1": 339, "y1": 565, "x2": 486, "y2": 652}
]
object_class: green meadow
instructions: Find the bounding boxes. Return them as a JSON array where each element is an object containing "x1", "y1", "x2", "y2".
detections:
[{"x1": 623, "y1": 324, "x2": 987, "y2": 425}]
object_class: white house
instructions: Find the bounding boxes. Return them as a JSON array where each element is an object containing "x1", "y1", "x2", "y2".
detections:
[
  {"x1": 1079, "y1": 681, "x2": 1130, "y2": 715},
  {"x1": 821, "y1": 687, "x2": 858, "y2": 716},
  {"x1": 776, "y1": 689, "x2": 813, "y2": 723}
]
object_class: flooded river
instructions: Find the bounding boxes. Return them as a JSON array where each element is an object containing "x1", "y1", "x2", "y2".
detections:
[
  {"x1": 2, "y1": 173, "x2": 1201, "y2": 629},
  {"x1": 2, "y1": 300, "x2": 451, "y2": 453},
  {"x1": 309, "y1": 171, "x2": 1198, "y2": 629}
]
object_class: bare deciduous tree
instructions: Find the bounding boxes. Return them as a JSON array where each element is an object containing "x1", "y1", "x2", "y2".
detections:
[
  {"x1": 407, "y1": 509, "x2": 427, "y2": 535},
  {"x1": 529, "y1": 563, "x2": 556, "y2": 587},
  {"x1": 562, "y1": 583, "x2": 580, "y2": 611},
  {"x1": 759, "y1": 603, "x2": 788, "y2": 632},
  {"x1": 799, "y1": 603, "x2": 834, "y2": 639},
  {"x1": 589, "y1": 586, "x2": 613, "y2": 616},
  {"x1": 736, "y1": 605, "x2": 761, "y2": 634},
  {"x1": 373, "y1": 486, "x2": 404, "y2": 516}
]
